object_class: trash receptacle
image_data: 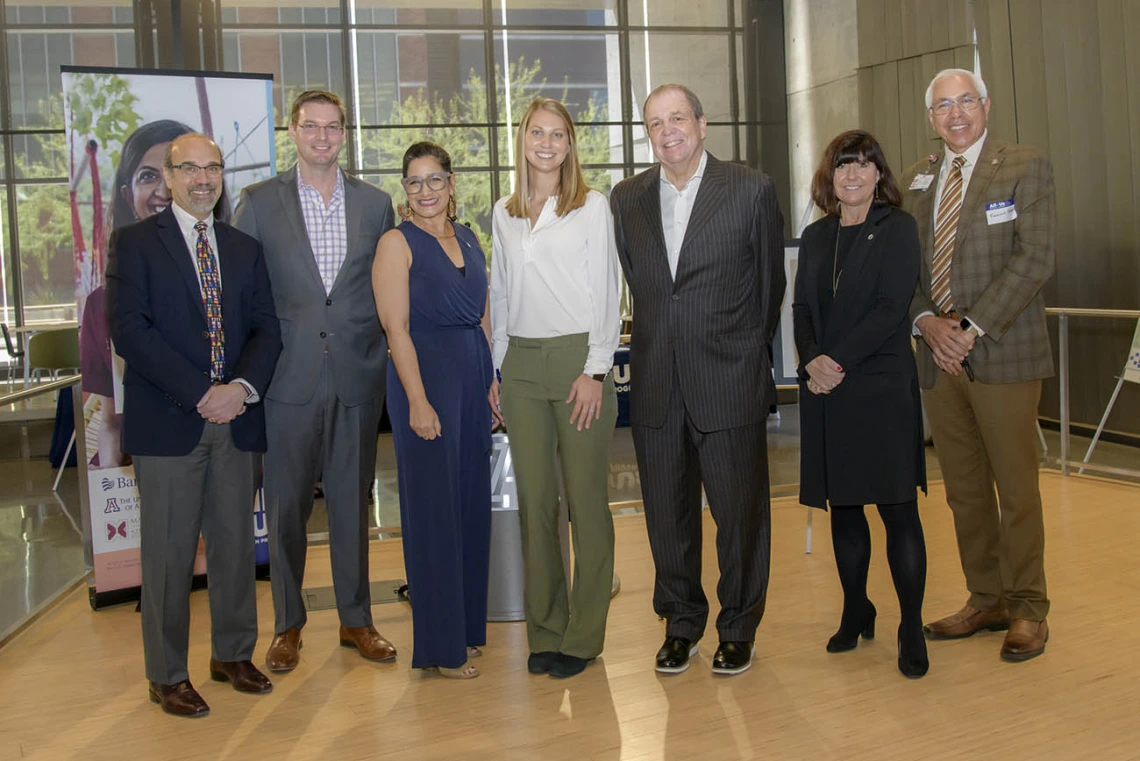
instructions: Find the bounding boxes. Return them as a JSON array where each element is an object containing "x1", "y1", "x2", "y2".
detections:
[{"x1": 487, "y1": 433, "x2": 525, "y2": 621}]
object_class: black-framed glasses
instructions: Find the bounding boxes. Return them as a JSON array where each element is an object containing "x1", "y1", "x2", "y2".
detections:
[
  {"x1": 169, "y1": 162, "x2": 224, "y2": 178},
  {"x1": 401, "y1": 173, "x2": 451, "y2": 194},
  {"x1": 930, "y1": 95, "x2": 984, "y2": 116},
  {"x1": 298, "y1": 122, "x2": 345, "y2": 136}
]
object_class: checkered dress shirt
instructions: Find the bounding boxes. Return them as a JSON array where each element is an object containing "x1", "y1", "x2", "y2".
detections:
[{"x1": 297, "y1": 169, "x2": 347, "y2": 293}]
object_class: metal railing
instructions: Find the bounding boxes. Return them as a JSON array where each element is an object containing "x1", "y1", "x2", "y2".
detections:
[
  {"x1": 0, "y1": 375, "x2": 81, "y2": 406},
  {"x1": 1047, "y1": 307, "x2": 1140, "y2": 478}
]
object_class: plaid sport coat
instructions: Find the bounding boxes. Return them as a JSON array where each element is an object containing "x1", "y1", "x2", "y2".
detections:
[{"x1": 903, "y1": 137, "x2": 1056, "y2": 388}]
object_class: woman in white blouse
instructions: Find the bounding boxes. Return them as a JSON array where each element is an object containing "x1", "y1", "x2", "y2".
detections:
[{"x1": 489, "y1": 97, "x2": 621, "y2": 679}]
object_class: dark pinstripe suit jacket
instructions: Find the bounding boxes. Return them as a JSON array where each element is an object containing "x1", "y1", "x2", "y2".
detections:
[
  {"x1": 611, "y1": 154, "x2": 786, "y2": 432},
  {"x1": 903, "y1": 137, "x2": 1056, "y2": 388}
]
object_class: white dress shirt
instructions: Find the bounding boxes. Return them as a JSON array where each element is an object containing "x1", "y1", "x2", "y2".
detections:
[
  {"x1": 660, "y1": 150, "x2": 708, "y2": 279},
  {"x1": 490, "y1": 189, "x2": 621, "y2": 376},
  {"x1": 170, "y1": 201, "x2": 257, "y2": 402},
  {"x1": 914, "y1": 130, "x2": 989, "y2": 336}
]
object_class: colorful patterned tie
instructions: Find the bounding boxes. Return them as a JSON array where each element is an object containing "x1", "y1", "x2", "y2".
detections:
[
  {"x1": 930, "y1": 155, "x2": 967, "y2": 313},
  {"x1": 194, "y1": 220, "x2": 225, "y2": 381}
]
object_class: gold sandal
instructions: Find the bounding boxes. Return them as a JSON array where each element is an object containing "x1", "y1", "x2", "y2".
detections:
[
  {"x1": 467, "y1": 646, "x2": 482, "y2": 658},
  {"x1": 433, "y1": 662, "x2": 479, "y2": 679}
]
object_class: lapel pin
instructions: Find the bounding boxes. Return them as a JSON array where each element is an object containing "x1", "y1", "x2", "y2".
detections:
[
  {"x1": 867, "y1": 233, "x2": 874, "y2": 240},
  {"x1": 991, "y1": 158, "x2": 999, "y2": 165},
  {"x1": 927, "y1": 154, "x2": 939, "y2": 166}
]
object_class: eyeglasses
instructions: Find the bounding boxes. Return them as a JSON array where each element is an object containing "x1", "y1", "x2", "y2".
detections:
[
  {"x1": 169, "y1": 163, "x2": 224, "y2": 178},
  {"x1": 930, "y1": 95, "x2": 985, "y2": 116},
  {"x1": 401, "y1": 173, "x2": 451, "y2": 194},
  {"x1": 297, "y1": 122, "x2": 345, "y2": 136}
]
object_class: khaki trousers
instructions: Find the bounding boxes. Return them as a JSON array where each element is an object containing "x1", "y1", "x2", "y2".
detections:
[
  {"x1": 500, "y1": 334, "x2": 617, "y2": 659},
  {"x1": 923, "y1": 371, "x2": 1048, "y2": 620}
]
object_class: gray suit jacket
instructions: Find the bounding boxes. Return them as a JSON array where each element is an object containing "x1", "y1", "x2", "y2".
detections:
[
  {"x1": 610, "y1": 154, "x2": 786, "y2": 432},
  {"x1": 902, "y1": 137, "x2": 1056, "y2": 388},
  {"x1": 234, "y1": 166, "x2": 394, "y2": 407}
]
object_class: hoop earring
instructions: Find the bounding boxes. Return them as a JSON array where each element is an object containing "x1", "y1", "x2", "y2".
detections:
[
  {"x1": 447, "y1": 195, "x2": 457, "y2": 221},
  {"x1": 397, "y1": 202, "x2": 414, "y2": 221}
]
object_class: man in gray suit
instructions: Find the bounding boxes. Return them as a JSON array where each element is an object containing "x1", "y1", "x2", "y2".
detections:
[
  {"x1": 234, "y1": 90, "x2": 396, "y2": 671},
  {"x1": 610, "y1": 84, "x2": 785, "y2": 676}
]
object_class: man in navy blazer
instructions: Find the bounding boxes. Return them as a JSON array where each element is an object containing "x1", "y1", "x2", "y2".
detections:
[{"x1": 106, "y1": 133, "x2": 281, "y2": 718}]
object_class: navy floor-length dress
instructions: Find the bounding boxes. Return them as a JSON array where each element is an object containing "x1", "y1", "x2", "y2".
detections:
[{"x1": 387, "y1": 220, "x2": 493, "y2": 669}]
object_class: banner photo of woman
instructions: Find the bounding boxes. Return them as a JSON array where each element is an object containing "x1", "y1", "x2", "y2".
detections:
[{"x1": 62, "y1": 67, "x2": 275, "y2": 600}]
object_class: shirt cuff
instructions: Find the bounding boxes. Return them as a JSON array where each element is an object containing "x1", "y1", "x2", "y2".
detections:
[
  {"x1": 912, "y1": 310, "x2": 935, "y2": 337},
  {"x1": 964, "y1": 317, "x2": 986, "y2": 337},
  {"x1": 233, "y1": 378, "x2": 259, "y2": 405}
]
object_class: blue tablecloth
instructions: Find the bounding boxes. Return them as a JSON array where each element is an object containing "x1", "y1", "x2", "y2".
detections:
[
  {"x1": 614, "y1": 347, "x2": 630, "y2": 428},
  {"x1": 49, "y1": 388, "x2": 77, "y2": 468}
]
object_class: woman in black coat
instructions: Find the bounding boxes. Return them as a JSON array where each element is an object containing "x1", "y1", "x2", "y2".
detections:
[{"x1": 793, "y1": 130, "x2": 929, "y2": 678}]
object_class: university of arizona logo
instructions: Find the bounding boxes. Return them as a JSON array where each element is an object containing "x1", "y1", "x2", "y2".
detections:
[{"x1": 104, "y1": 498, "x2": 121, "y2": 514}]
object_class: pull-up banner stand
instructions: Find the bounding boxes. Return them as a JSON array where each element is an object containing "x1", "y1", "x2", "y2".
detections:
[
  {"x1": 1079, "y1": 319, "x2": 1140, "y2": 472},
  {"x1": 62, "y1": 66, "x2": 276, "y2": 609}
]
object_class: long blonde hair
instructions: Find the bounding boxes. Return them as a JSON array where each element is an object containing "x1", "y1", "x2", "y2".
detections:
[{"x1": 505, "y1": 98, "x2": 590, "y2": 219}]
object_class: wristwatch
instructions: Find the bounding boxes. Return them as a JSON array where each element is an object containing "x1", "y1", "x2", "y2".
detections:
[
  {"x1": 590, "y1": 372, "x2": 608, "y2": 382},
  {"x1": 958, "y1": 317, "x2": 977, "y2": 335}
]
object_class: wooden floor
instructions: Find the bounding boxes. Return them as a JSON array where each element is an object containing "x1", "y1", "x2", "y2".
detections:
[{"x1": 2, "y1": 471, "x2": 1138, "y2": 761}]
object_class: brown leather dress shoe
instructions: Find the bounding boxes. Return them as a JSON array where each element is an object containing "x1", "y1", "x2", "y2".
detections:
[
  {"x1": 923, "y1": 604, "x2": 1011, "y2": 640},
  {"x1": 149, "y1": 680, "x2": 209, "y2": 718},
  {"x1": 266, "y1": 627, "x2": 303, "y2": 672},
  {"x1": 339, "y1": 624, "x2": 397, "y2": 661},
  {"x1": 1000, "y1": 619, "x2": 1048, "y2": 662},
  {"x1": 210, "y1": 659, "x2": 274, "y2": 693}
]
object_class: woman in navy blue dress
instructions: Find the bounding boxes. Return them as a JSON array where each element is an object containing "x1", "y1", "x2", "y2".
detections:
[{"x1": 372, "y1": 142, "x2": 500, "y2": 679}]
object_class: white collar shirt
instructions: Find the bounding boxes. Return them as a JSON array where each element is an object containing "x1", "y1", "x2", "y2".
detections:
[
  {"x1": 659, "y1": 150, "x2": 708, "y2": 279},
  {"x1": 489, "y1": 190, "x2": 621, "y2": 376},
  {"x1": 934, "y1": 129, "x2": 988, "y2": 226}
]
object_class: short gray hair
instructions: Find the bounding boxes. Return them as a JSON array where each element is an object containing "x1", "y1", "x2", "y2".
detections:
[
  {"x1": 643, "y1": 83, "x2": 704, "y2": 122},
  {"x1": 924, "y1": 68, "x2": 989, "y2": 109}
]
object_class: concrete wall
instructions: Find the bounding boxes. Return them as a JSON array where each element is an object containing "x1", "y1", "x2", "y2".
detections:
[{"x1": 783, "y1": 0, "x2": 860, "y2": 234}]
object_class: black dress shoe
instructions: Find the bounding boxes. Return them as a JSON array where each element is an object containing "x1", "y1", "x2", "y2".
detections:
[
  {"x1": 826, "y1": 602, "x2": 877, "y2": 653},
  {"x1": 711, "y1": 641, "x2": 755, "y2": 675},
  {"x1": 897, "y1": 624, "x2": 929, "y2": 679},
  {"x1": 655, "y1": 636, "x2": 699, "y2": 674},
  {"x1": 549, "y1": 653, "x2": 593, "y2": 679},
  {"x1": 527, "y1": 651, "x2": 559, "y2": 674}
]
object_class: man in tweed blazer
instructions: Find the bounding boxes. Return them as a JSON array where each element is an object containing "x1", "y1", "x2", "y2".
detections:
[
  {"x1": 611, "y1": 84, "x2": 785, "y2": 676},
  {"x1": 903, "y1": 69, "x2": 1055, "y2": 662}
]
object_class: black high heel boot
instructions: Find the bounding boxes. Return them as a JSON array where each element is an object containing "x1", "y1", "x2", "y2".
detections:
[
  {"x1": 897, "y1": 623, "x2": 929, "y2": 678},
  {"x1": 826, "y1": 602, "x2": 876, "y2": 653}
]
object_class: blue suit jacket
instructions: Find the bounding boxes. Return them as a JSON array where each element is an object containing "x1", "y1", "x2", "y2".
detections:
[{"x1": 105, "y1": 206, "x2": 282, "y2": 457}]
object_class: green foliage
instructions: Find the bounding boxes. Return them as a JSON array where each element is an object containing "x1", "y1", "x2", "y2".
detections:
[
  {"x1": 15, "y1": 74, "x2": 143, "y2": 305},
  {"x1": 63, "y1": 73, "x2": 141, "y2": 169},
  {"x1": 360, "y1": 58, "x2": 615, "y2": 260}
]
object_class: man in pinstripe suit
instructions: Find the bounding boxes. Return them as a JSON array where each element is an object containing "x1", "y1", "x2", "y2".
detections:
[
  {"x1": 611, "y1": 84, "x2": 785, "y2": 676},
  {"x1": 903, "y1": 69, "x2": 1055, "y2": 662}
]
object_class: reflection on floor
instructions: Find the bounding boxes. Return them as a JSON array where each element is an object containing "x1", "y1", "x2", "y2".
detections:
[{"x1": 2, "y1": 403, "x2": 1138, "y2": 644}]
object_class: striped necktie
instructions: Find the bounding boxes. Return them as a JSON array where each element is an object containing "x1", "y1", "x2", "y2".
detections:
[
  {"x1": 194, "y1": 220, "x2": 225, "y2": 381},
  {"x1": 931, "y1": 155, "x2": 967, "y2": 313}
]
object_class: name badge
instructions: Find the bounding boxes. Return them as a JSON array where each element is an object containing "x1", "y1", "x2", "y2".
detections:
[
  {"x1": 985, "y1": 198, "x2": 1017, "y2": 225},
  {"x1": 909, "y1": 174, "x2": 935, "y2": 191}
]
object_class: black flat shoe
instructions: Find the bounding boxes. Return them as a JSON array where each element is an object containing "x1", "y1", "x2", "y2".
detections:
[
  {"x1": 897, "y1": 624, "x2": 929, "y2": 679},
  {"x1": 527, "y1": 651, "x2": 559, "y2": 674},
  {"x1": 549, "y1": 653, "x2": 593, "y2": 679},
  {"x1": 655, "y1": 636, "x2": 699, "y2": 674},
  {"x1": 826, "y1": 602, "x2": 877, "y2": 653},
  {"x1": 711, "y1": 641, "x2": 755, "y2": 675}
]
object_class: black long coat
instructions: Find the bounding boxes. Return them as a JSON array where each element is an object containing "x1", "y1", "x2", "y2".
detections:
[{"x1": 793, "y1": 204, "x2": 927, "y2": 509}]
